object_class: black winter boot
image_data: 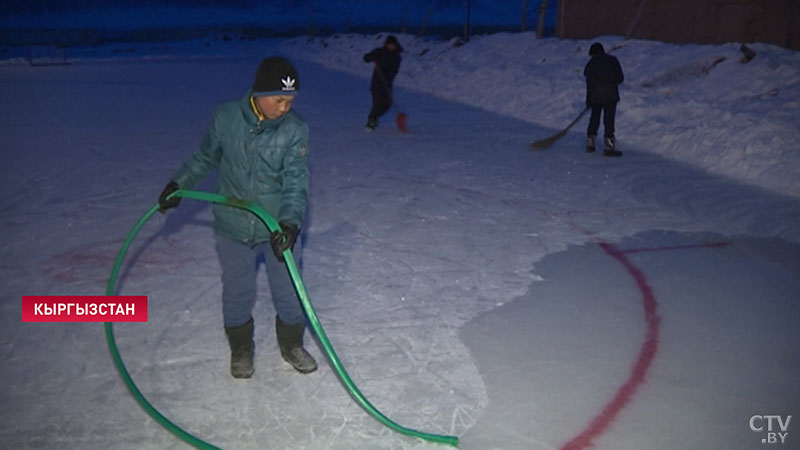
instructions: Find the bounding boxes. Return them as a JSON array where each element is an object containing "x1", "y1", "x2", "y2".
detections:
[
  {"x1": 586, "y1": 135, "x2": 596, "y2": 153},
  {"x1": 603, "y1": 137, "x2": 622, "y2": 157},
  {"x1": 275, "y1": 315, "x2": 317, "y2": 374},
  {"x1": 224, "y1": 318, "x2": 254, "y2": 379}
]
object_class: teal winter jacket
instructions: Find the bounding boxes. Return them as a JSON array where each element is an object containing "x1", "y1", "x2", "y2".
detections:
[{"x1": 171, "y1": 91, "x2": 310, "y2": 244}]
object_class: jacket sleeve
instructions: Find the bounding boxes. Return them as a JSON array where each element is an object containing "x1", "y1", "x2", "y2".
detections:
[
  {"x1": 614, "y1": 57, "x2": 624, "y2": 84},
  {"x1": 171, "y1": 108, "x2": 223, "y2": 188},
  {"x1": 363, "y1": 48, "x2": 381, "y2": 63},
  {"x1": 277, "y1": 122, "x2": 310, "y2": 227}
]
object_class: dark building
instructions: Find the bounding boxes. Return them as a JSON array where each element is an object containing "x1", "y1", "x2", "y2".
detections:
[{"x1": 557, "y1": 0, "x2": 799, "y2": 50}]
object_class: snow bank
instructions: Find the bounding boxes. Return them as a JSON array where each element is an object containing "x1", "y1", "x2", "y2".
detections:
[{"x1": 284, "y1": 32, "x2": 800, "y2": 197}]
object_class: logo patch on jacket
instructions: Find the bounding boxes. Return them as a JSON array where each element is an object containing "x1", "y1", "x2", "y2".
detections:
[{"x1": 297, "y1": 145, "x2": 307, "y2": 156}]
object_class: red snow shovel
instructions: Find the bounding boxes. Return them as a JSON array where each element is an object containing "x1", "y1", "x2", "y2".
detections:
[{"x1": 396, "y1": 112, "x2": 408, "y2": 133}]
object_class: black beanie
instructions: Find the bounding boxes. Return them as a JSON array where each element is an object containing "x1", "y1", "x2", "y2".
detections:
[
  {"x1": 589, "y1": 42, "x2": 605, "y2": 56},
  {"x1": 384, "y1": 35, "x2": 403, "y2": 52},
  {"x1": 252, "y1": 56, "x2": 299, "y2": 97}
]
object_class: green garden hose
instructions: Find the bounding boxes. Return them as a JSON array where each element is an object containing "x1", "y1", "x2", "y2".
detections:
[{"x1": 104, "y1": 189, "x2": 460, "y2": 448}]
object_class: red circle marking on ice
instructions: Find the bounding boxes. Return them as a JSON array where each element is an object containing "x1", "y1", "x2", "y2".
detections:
[{"x1": 559, "y1": 241, "x2": 661, "y2": 450}]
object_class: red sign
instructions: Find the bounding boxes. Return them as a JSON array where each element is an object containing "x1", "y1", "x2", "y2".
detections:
[{"x1": 22, "y1": 296, "x2": 148, "y2": 322}]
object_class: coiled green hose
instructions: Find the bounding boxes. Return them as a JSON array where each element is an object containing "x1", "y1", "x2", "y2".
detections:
[{"x1": 105, "y1": 189, "x2": 459, "y2": 448}]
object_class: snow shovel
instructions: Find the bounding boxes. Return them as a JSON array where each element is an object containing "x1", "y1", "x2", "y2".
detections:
[
  {"x1": 396, "y1": 110, "x2": 408, "y2": 133},
  {"x1": 530, "y1": 106, "x2": 588, "y2": 149}
]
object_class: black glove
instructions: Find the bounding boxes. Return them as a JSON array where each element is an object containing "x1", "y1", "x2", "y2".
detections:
[
  {"x1": 158, "y1": 180, "x2": 181, "y2": 213},
  {"x1": 270, "y1": 222, "x2": 299, "y2": 262}
]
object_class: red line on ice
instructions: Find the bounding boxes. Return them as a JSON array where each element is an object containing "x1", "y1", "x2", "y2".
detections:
[
  {"x1": 619, "y1": 241, "x2": 731, "y2": 254},
  {"x1": 559, "y1": 241, "x2": 661, "y2": 450}
]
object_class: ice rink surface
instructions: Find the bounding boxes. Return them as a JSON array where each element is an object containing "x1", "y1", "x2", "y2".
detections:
[{"x1": 1, "y1": 37, "x2": 798, "y2": 449}]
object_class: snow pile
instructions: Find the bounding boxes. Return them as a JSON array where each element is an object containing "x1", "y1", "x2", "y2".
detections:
[{"x1": 283, "y1": 32, "x2": 800, "y2": 197}]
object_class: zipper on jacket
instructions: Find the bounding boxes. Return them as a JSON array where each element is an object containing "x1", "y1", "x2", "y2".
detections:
[{"x1": 249, "y1": 95, "x2": 265, "y2": 122}]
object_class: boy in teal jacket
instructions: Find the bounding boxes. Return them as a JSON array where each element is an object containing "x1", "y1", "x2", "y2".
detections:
[{"x1": 158, "y1": 57, "x2": 316, "y2": 378}]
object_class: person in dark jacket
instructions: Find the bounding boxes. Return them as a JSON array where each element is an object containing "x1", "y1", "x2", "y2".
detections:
[
  {"x1": 157, "y1": 56, "x2": 317, "y2": 378},
  {"x1": 584, "y1": 42, "x2": 624, "y2": 156},
  {"x1": 363, "y1": 35, "x2": 403, "y2": 131}
]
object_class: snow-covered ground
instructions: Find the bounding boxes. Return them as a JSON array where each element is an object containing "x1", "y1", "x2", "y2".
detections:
[
  {"x1": 1, "y1": 30, "x2": 798, "y2": 450},
  {"x1": 286, "y1": 32, "x2": 800, "y2": 198}
]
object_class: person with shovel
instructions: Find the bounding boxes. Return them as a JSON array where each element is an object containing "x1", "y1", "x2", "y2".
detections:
[
  {"x1": 156, "y1": 56, "x2": 317, "y2": 379},
  {"x1": 364, "y1": 35, "x2": 403, "y2": 132}
]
